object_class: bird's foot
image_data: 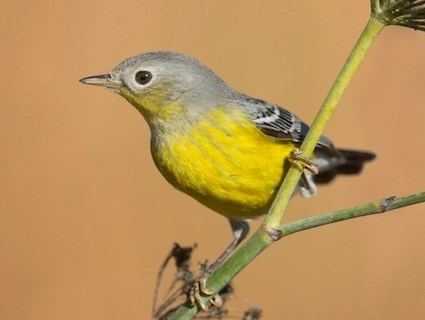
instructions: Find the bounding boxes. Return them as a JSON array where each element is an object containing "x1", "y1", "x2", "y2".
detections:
[
  {"x1": 289, "y1": 148, "x2": 319, "y2": 175},
  {"x1": 188, "y1": 277, "x2": 223, "y2": 311}
]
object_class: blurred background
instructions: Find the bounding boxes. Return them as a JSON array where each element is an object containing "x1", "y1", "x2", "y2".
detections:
[{"x1": 1, "y1": 1, "x2": 425, "y2": 319}]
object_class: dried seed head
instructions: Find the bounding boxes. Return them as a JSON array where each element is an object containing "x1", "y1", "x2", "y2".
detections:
[{"x1": 371, "y1": 0, "x2": 425, "y2": 31}]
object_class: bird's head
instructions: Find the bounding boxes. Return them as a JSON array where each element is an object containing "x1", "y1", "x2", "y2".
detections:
[{"x1": 80, "y1": 51, "x2": 233, "y2": 128}]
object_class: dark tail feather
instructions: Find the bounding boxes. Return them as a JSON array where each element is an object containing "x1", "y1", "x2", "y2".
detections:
[
  {"x1": 336, "y1": 149, "x2": 376, "y2": 174},
  {"x1": 314, "y1": 149, "x2": 376, "y2": 185}
]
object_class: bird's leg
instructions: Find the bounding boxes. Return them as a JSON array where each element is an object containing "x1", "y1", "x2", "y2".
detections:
[
  {"x1": 207, "y1": 219, "x2": 250, "y2": 275},
  {"x1": 188, "y1": 219, "x2": 249, "y2": 310},
  {"x1": 289, "y1": 148, "x2": 319, "y2": 175}
]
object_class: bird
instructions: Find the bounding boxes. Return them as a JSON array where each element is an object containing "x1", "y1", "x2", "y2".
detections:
[{"x1": 80, "y1": 51, "x2": 375, "y2": 273}]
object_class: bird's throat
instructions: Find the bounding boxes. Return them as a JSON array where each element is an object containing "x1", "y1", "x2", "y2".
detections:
[{"x1": 119, "y1": 87, "x2": 185, "y2": 127}]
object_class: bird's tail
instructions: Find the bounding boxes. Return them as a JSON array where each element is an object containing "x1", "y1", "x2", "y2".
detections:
[{"x1": 314, "y1": 149, "x2": 376, "y2": 184}]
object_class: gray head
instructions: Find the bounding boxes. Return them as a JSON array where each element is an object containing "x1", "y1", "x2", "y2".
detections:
[{"x1": 80, "y1": 51, "x2": 235, "y2": 127}]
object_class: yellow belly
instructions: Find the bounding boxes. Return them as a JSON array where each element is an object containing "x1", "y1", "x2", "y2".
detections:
[{"x1": 152, "y1": 107, "x2": 294, "y2": 219}]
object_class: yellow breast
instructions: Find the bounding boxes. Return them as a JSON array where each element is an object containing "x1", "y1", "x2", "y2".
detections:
[{"x1": 152, "y1": 106, "x2": 295, "y2": 219}]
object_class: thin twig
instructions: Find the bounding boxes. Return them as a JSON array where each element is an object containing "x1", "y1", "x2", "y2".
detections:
[
  {"x1": 153, "y1": 245, "x2": 175, "y2": 317},
  {"x1": 153, "y1": 243, "x2": 197, "y2": 319},
  {"x1": 278, "y1": 192, "x2": 425, "y2": 237}
]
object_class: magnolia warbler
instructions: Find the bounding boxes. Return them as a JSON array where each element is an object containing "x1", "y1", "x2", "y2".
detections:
[{"x1": 80, "y1": 51, "x2": 375, "y2": 273}]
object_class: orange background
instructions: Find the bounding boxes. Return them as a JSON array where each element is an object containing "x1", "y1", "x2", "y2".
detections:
[{"x1": 1, "y1": 1, "x2": 425, "y2": 319}]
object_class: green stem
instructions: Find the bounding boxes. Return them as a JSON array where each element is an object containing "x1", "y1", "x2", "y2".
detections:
[
  {"x1": 279, "y1": 192, "x2": 425, "y2": 237},
  {"x1": 263, "y1": 16, "x2": 385, "y2": 228},
  {"x1": 165, "y1": 304, "x2": 197, "y2": 320},
  {"x1": 167, "y1": 16, "x2": 388, "y2": 320},
  {"x1": 168, "y1": 189, "x2": 425, "y2": 320}
]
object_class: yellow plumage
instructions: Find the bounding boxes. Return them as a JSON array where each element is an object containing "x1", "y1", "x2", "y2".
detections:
[
  {"x1": 152, "y1": 106, "x2": 295, "y2": 219},
  {"x1": 80, "y1": 51, "x2": 375, "y2": 224}
]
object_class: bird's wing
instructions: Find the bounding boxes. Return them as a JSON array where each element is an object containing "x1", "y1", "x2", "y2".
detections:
[{"x1": 240, "y1": 95, "x2": 333, "y2": 149}]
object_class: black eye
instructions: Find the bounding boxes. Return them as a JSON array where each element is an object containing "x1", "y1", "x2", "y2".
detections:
[{"x1": 135, "y1": 70, "x2": 152, "y2": 85}]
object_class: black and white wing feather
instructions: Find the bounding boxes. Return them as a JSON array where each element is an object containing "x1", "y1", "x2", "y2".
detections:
[{"x1": 240, "y1": 95, "x2": 333, "y2": 149}]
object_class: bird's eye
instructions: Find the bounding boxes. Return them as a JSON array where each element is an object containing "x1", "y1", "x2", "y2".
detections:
[{"x1": 135, "y1": 70, "x2": 152, "y2": 85}]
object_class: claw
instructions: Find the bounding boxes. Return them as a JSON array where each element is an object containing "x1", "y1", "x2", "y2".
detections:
[
  {"x1": 199, "y1": 276, "x2": 215, "y2": 295},
  {"x1": 289, "y1": 148, "x2": 319, "y2": 175},
  {"x1": 188, "y1": 277, "x2": 222, "y2": 311},
  {"x1": 210, "y1": 294, "x2": 223, "y2": 307},
  {"x1": 189, "y1": 280, "x2": 209, "y2": 310}
]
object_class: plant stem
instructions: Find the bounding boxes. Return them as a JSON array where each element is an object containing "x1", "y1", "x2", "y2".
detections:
[
  {"x1": 204, "y1": 193, "x2": 425, "y2": 297},
  {"x1": 168, "y1": 190, "x2": 425, "y2": 320},
  {"x1": 279, "y1": 192, "x2": 425, "y2": 237},
  {"x1": 165, "y1": 304, "x2": 197, "y2": 320},
  {"x1": 263, "y1": 16, "x2": 385, "y2": 228},
  {"x1": 204, "y1": 192, "x2": 425, "y2": 302}
]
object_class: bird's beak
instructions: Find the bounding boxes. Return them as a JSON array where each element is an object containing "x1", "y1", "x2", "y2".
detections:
[{"x1": 79, "y1": 74, "x2": 122, "y2": 89}]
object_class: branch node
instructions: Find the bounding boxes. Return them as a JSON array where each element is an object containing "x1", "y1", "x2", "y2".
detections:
[
  {"x1": 265, "y1": 227, "x2": 283, "y2": 241},
  {"x1": 379, "y1": 196, "x2": 397, "y2": 212}
]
